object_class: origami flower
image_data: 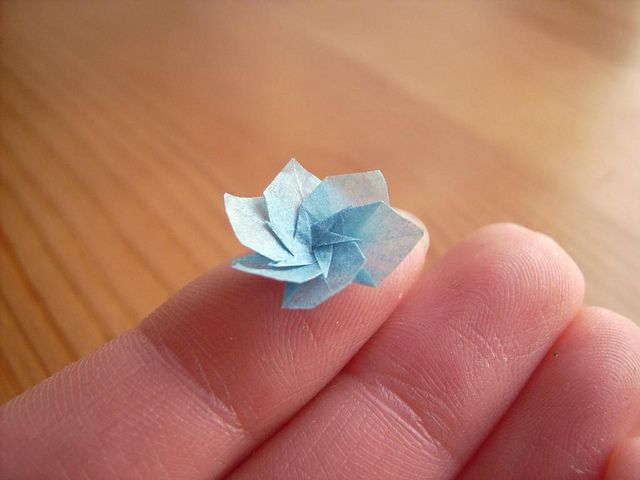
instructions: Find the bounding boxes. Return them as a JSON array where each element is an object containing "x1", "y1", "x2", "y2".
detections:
[{"x1": 224, "y1": 159, "x2": 423, "y2": 309}]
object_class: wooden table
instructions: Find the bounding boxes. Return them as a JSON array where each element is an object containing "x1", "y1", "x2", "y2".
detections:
[{"x1": 1, "y1": 0, "x2": 639, "y2": 403}]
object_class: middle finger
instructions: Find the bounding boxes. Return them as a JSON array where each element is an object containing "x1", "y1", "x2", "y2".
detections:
[{"x1": 229, "y1": 224, "x2": 584, "y2": 479}]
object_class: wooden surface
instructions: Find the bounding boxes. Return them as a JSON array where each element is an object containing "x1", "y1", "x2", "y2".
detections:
[{"x1": 1, "y1": 0, "x2": 639, "y2": 403}]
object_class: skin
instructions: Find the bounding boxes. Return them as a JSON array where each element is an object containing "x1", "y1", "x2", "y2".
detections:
[{"x1": 1, "y1": 222, "x2": 638, "y2": 479}]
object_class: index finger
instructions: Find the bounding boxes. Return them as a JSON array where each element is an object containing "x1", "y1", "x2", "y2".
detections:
[{"x1": 0, "y1": 231, "x2": 427, "y2": 479}]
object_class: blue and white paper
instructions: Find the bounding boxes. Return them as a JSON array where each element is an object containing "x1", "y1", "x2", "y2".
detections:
[{"x1": 224, "y1": 159, "x2": 423, "y2": 309}]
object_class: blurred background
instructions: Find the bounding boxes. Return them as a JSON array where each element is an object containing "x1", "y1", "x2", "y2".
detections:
[{"x1": 1, "y1": 0, "x2": 639, "y2": 403}]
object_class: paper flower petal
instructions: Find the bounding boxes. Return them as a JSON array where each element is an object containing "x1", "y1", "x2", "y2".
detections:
[
  {"x1": 264, "y1": 158, "x2": 321, "y2": 246},
  {"x1": 232, "y1": 254, "x2": 323, "y2": 283},
  {"x1": 341, "y1": 202, "x2": 423, "y2": 286},
  {"x1": 301, "y1": 170, "x2": 389, "y2": 222},
  {"x1": 282, "y1": 241, "x2": 366, "y2": 309},
  {"x1": 223, "y1": 194, "x2": 292, "y2": 262}
]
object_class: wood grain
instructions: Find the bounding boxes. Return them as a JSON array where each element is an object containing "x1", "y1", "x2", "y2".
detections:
[{"x1": 1, "y1": 0, "x2": 639, "y2": 403}]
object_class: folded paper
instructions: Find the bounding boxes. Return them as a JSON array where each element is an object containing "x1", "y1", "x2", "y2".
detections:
[{"x1": 224, "y1": 159, "x2": 423, "y2": 309}]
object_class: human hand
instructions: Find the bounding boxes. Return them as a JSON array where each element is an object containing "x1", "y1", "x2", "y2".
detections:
[{"x1": 2, "y1": 223, "x2": 639, "y2": 479}]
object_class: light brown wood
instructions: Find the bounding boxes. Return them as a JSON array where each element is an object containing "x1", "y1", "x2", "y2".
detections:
[{"x1": 1, "y1": 0, "x2": 639, "y2": 403}]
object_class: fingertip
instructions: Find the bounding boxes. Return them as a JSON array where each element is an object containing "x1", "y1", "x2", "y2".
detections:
[
  {"x1": 463, "y1": 222, "x2": 585, "y2": 305},
  {"x1": 606, "y1": 437, "x2": 640, "y2": 480},
  {"x1": 579, "y1": 306, "x2": 639, "y2": 334},
  {"x1": 458, "y1": 304, "x2": 640, "y2": 479},
  {"x1": 566, "y1": 307, "x2": 640, "y2": 370},
  {"x1": 565, "y1": 307, "x2": 640, "y2": 404},
  {"x1": 418, "y1": 223, "x2": 585, "y2": 326},
  {"x1": 469, "y1": 223, "x2": 580, "y2": 269}
]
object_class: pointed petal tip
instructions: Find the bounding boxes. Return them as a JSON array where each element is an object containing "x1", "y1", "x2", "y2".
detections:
[
  {"x1": 283, "y1": 157, "x2": 306, "y2": 173},
  {"x1": 367, "y1": 169, "x2": 385, "y2": 182},
  {"x1": 354, "y1": 268, "x2": 378, "y2": 287},
  {"x1": 233, "y1": 255, "x2": 322, "y2": 283},
  {"x1": 224, "y1": 192, "x2": 263, "y2": 206}
]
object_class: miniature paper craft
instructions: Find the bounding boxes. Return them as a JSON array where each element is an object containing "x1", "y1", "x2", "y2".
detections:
[{"x1": 224, "y1": 159, "x2": 423, "y2": 309}]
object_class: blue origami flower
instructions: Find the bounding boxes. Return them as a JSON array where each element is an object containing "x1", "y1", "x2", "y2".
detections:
[{"x1": 224, "y1": 159, "x2": 423, "y2": 309}]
